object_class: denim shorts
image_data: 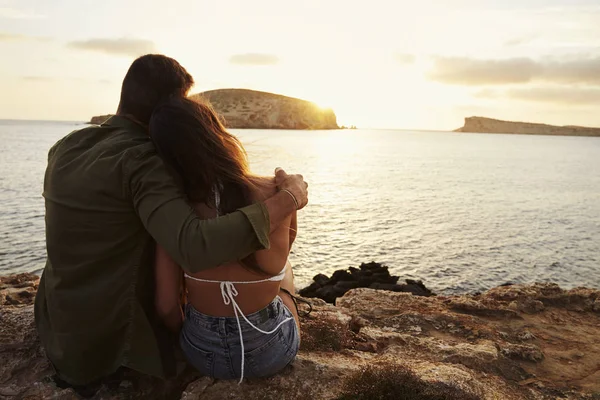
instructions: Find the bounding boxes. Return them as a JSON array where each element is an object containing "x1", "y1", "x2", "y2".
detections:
[{"x1": 180, "y1": 296, "x2": 300, "y2": 380}]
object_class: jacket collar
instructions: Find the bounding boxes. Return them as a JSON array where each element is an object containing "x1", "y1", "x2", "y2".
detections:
[{"x1": 103, "y1": 114, "x2": 148, "y2": 135}]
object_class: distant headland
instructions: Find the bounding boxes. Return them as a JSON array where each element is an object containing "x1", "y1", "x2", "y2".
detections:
[
  {"x1": 89, "y1": 89, "x2": 339, "y2": 130},
  {"x1": 455, "y1": 117, "x2": 600, "y2": 137},
  {"x1": 89, "y1": 114, "x2": 112, "y2": 125}
]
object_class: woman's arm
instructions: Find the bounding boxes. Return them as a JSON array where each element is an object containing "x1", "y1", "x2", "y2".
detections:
[
  {"x1": 289, "y1": 211, "x2": 297, "y2": 251},
  {"x1": 155, "y1": 244, "x2": 184, "y2": 333}
]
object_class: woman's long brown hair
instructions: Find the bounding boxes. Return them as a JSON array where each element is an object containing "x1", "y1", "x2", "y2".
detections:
[
  {"x1": 149, "y1": 96, "x2": 259, "y2": 214},
  {"x1": 149, "y1": 96, "x2": 266, "y2": 272}
]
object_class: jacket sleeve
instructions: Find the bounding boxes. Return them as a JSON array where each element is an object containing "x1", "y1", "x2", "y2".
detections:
[{"x1": 126, "y1": 148, "x2": 270, "y2": 273}]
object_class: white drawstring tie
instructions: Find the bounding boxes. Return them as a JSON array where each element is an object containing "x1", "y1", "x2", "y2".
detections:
[{"x1": 217, "y1": 281, "x2": 294, "y2": 384}]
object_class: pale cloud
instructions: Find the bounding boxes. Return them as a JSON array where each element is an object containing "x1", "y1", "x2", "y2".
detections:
[
  {"x1": 543, "y1": 57, "x2": 600, "y2": 84},
  {"x1": 21, "y1": 76, "x2": 116, "y2": 85},
  {"x1": 503, "y1": 35, "x2": 537, "y2": 47},
  {"x1": 21, "y1": 76, "x2": 54, "y2": 82},
  {"x1": 229, "y1": 53, "x2": 279, "y2": 66},
  {"x1": 393, "y1": 53, "x2": 416, "y2": 64},
  {"x1": 428, "y1": 57, "x2": 541, "y2": 85},
  {"x1": 429, "y1": 56, "x2": 600, "y2": 85},
  {"x1": 0, "y1": 32, "x2": 25, "y2": 41},
  {"x1": 473, "y1": 88, "x2": 499, "y2": 98},
  {"x1": 68, "y1": 38, "x2": 156, "y2": 57},
  {"x1": 0, "y1": 7, "x2": 46, "y2": 19},
  {"x1": 508, "y1": 87, "x2": 600, "y2": 105},
  {"x1": 0, "y1": 32, "x2": 49, "y2": 41},
  {"x1": 475, "y1": 86, "x2": 600, "y2": 105}
]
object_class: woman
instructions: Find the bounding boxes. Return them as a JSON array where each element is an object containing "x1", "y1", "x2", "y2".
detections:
[{"x1": 149, "y1": 96, "x2": 303, "y2": 383}]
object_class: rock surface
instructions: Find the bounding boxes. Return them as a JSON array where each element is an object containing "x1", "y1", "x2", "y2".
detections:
[
  {"x1": 2, "y1": 272, "x2": 599, "y2": 399},
  {"x1": 193, "y1": 89, "x2": 339, "y2": 130},
  {"x1": 455, "y1": 116, "x2": 600, "y2": 137}
]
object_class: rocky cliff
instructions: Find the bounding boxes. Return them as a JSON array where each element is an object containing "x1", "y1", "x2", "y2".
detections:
[
  {"x1": 2, "y1": 272, "x2": 599, "y2": 400},
  {"x1": 193, "y1": 89, "x2": 339, "y2": 130},
  {"x1": 455, "y1": 117, "x2": 600, "y2": 137}
]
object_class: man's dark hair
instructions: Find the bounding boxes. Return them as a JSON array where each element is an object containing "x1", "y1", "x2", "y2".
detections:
[{"x1": 117, "y1": 54, "x2": 194, "y2": 125}]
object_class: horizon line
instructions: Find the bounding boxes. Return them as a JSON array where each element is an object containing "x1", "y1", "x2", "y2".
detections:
[{"x1": 0, "y1": 117, "x2": 457, "y2": 132}]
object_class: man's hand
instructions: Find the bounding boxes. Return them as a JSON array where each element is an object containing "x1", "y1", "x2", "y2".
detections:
[
  {"x1": 264, "y1": 168, "x2": 308, "y2": 233},
  {"x1": 274, "y1": 167, "x2": 308, "y2": 210}
]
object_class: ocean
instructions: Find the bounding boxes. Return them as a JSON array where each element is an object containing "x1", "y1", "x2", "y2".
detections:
[{"x1": 1, "y1": 119, "x2": 599, "y2": 294}]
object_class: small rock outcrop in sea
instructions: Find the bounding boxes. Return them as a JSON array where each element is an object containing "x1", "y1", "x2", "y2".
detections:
[
  {"x1": 298, "y1": 261, "x2": 434, "y2": 304},
  {"x1": 89, "y1": 114, "x2": 112, "y2": 125},
  {"x1": 194, "y1": 89, "x2": 339, "y2": 130},
  {"x1": 2, "y1": 272, "x2": 600, "y2": 399},
  {"x1": 454, "y1": 116, "x2": 600, "y2": 137}
]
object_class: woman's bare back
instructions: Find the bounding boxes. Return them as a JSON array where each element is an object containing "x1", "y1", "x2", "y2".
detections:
[{"x1": 185, "y1": 177, "x2": 294, "y2": 316}]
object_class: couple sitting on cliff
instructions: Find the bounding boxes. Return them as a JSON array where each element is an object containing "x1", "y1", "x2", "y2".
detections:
[{"x1": 35, "y1": 54, "x2": 310, "y2": 393}]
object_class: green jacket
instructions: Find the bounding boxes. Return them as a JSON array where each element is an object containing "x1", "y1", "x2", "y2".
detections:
[{"x1": 34, "y1": 115, "x2": 270, "y2": 385}]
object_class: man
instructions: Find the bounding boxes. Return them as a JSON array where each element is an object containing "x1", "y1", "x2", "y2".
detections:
[{"x1": 34, "y1": 54, "x2": 308, "y2": 387}]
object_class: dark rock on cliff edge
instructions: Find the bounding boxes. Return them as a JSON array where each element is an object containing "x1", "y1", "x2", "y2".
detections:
[
  {"x1": 299, "y1": 262, "x2": 434, "y2": 304},
  {"x1": 2, "y1": 272, "x2": 599, "y2": 399}
]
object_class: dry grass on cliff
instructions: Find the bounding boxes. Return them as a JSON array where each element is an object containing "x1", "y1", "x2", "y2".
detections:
[
  {"x1": 299, "y1": 314, "x2": 355, "y2": 352},
  {"x1": 337, "y1": 363, "x2": 482, "y2": 400}
]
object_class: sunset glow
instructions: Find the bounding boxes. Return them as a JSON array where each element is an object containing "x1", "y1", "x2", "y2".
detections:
[{"x1": 1, "y1": 0, "x2": 599, "y2": 130}]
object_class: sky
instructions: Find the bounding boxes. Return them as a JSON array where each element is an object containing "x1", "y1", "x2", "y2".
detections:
[{"x1": 1, "y1": 0, "x2": 599, "y2": 130}]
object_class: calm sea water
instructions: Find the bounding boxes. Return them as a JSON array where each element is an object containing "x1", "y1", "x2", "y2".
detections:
[{"x1": 1, "y1": 119, "x2": 599, "y2": 294}]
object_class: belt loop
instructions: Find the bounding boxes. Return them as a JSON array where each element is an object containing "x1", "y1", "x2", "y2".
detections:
[
  {"x1": 256, "y1": 307, "x2": 267, "y2": 324},
  {"x1": 270, "y1": 298, "x2": 279, "y2": 319},
  {"x1": 219, "y1": 318, "x2": 226, "y2": 336}
]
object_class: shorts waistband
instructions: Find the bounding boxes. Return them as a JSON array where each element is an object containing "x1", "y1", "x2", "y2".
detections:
[{"x1": 184, "y1": 296, "x2": 283, "y2": 331}]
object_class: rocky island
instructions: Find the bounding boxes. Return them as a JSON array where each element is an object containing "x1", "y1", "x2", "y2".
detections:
[
  {"x1": 455, "y1": 117, "x2": 600, "y2": 137},
  {"x1": 2, "y1": 264, "x2": 599, "y2": 400},
  {"x1": 193, "y1": 89, "x2": 339, "y2": 130},
  {"x1": 89, "y1": 89, "x2": 339, "y2": 130}
]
